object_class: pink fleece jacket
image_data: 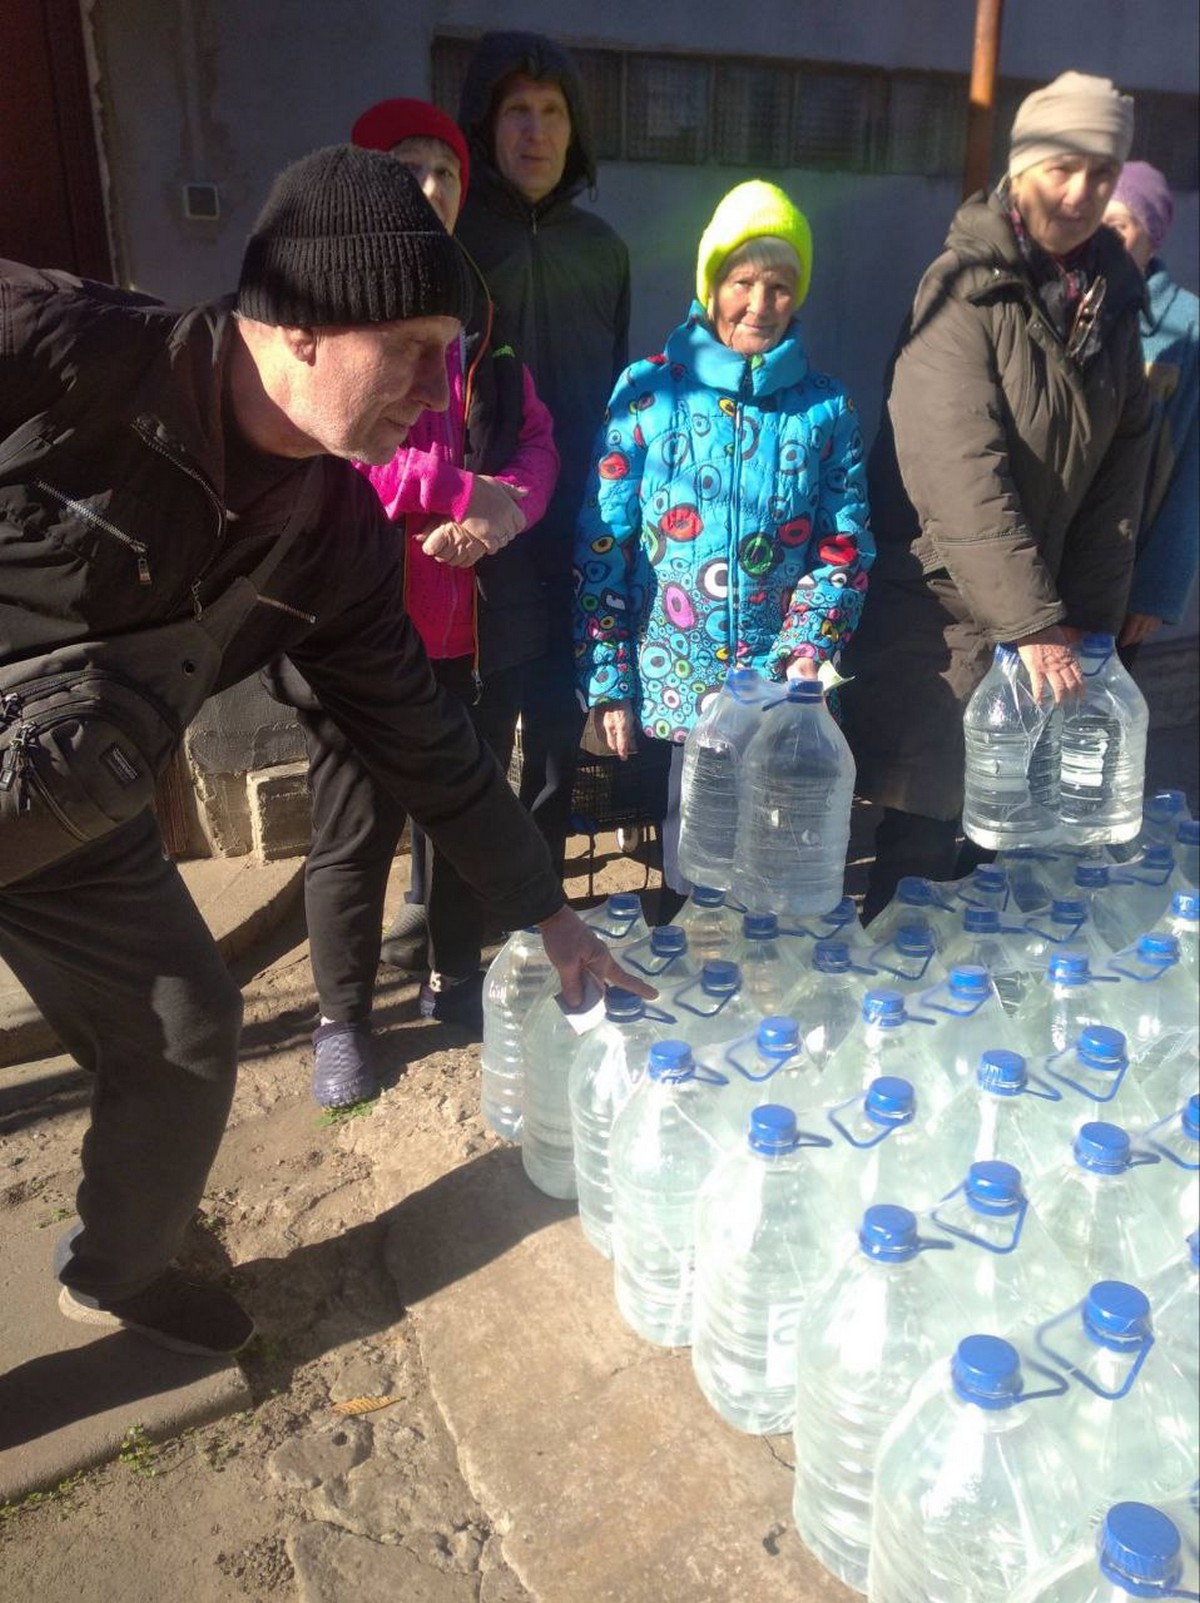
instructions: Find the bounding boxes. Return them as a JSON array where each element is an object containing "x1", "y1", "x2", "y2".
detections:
[{"x1": 356, "y1": 336, "x2": 558, "y2": 661}]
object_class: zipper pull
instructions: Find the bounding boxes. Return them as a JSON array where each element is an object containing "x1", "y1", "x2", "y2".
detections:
[
  {"x1": 191, "y1": 581, "x2": 204, "y2": 621},
  {"x1": 136, "y1": 552, "x2": 152, "y2": 586},
  {"x1": 0, "y1": 723, "x2": 32, "y2": 800}
]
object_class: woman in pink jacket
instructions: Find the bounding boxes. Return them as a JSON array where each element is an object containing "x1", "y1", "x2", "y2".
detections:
[{"x1": 304, "y1": 98, "x2": 559, "y2": 1107}]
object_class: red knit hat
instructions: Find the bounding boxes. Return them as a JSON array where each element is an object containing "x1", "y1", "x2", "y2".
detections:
[{"x1": 350, "y1": 98, "x2": 470, "y2": 201}]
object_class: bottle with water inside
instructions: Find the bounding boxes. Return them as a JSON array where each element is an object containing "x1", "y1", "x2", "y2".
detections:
[
  {"x1": 1059, "y1": 634, "x2": 1148, "y2": 847},
  {"x1": 1010, "y1": 1501, "x2": 1199, "y2": 1603},
  {"x1": 963, "y1": 643, "x2": 1062, "y2": 850},
  {"x1": 676, "y1": 666, "x2": 768, "y2": 890},
  {"x1": 480, "y1": 926, "x2": 554, "y2": 1139}
]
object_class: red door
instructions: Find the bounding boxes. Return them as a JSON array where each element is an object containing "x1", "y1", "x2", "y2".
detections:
[{"x1": 0, "y1": 0, "x2": 111, "y2": 277}]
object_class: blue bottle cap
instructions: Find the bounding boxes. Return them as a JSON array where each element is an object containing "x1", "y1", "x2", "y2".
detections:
[
  {"x1": 973, "y1": 866, "x2": 1007, "y2": 893},
  {"x1": 1170, "y1": 890, "x2": 1199, "y2": 921},
  {"x1": 859, "y1": 1204, "x2": 920, "y2": 1262},
  {"x1": 1076, "y1": 1025, "x2": 1128, "y2": 1072},
  {"x1": 995, "y1": 643, "x2": 1019, "y2": 662},
  {"x1": 1178, "y1": 819, "x2": 1200, "y2": 846},
  {"x1": 606, "y1": 892, "x2": 641, "y2": 920},
  {"x1": 786, "y1": 679, "x2": 823, "y2": 703},
  {"x1": 1052, "y1": 897, "x2": 1087, "y2": 924},
  {"x1": 1074, "y1": 863, "x2": 1111, "y2": 889},
  {"x1": 1189, "y1": 1232, "x2": 1199, "y2": 1269},
  {"x1": 1143, "y1": 845, "x2": 1175, "y2": 871},
  {"x1": 865, "y1": 1076, "x2": 915, "y2": 1125},
  {"x1": 1079, "y1": 632, "x2": 1116, "y2": 655},
  {"x1": 692, "y1": 885, "x2": 726, "y2": 908},
  {"x1": 747, "y1": 1103, "x2": 800, "y2": 1155},
  {"x1": 965, "y1": 1160, "x2": 1023, "y2": 1215},
  {"x1": 1137, "y1": 932, "x2": 1179, "y2": 965},
  {"x1": 894, "y1": 924, "x2": 935, "y2": 955},
  {"x1": 1075, "y1": 1121, "x2": 1131, "y2": 1174},
  {"x1": 813, "y1": 939, "x2": 851, "y2": 974},
  {"x1": 896, "y1": 877, "x2": 933, "y2": 906},
  {"x1": 757, "y1": 1015, "x2": 800, "y2": 1055},
  {"x1": 862, "y1": 989, "x2": 906, "y2": 1025},
  {"x1": 822, "y1": 898, "x2": 858, "y2": 926},
  {"x1": 647, "y1": 1040, "x2": 694, "y2": 1082},
  {"x1": 701, "y1": 959, "x2": 740, "y2": 995},
  {"x1": 978, "y1": 1050, "x2": 1027, "y2": 1095},
  {"x1": 1048, "y1": 951, "x2": 1091, "y2": 984},
  {"x1": 1099, "y1": 1503, "x2": 1184, "y2": 1596},
  {"x1": 963, "y1": 907, "x2": 1000, "y2": 934},
  {"x1": 726, "y1": 666, "x2": 764, "y2": 700},
  {"x1": 1183, "y1": 1095, "x2": 1200, "y2": 1141},
  {"x1": 951, "y1": 1335, "x2": 1023, "y2": 1409},
  {"x1": 603, "y1": 986, "x2": 645, "y2": 1022},
  {"x1": 1083, "y1": 1281, "x2": 1152, "y2": 1350},
  {"x1": 1147, "y1": 789, "x2": 1187, "y2": 822},
  {"x1": 948, "y1": 964, "x2": 989, "y2": 997},
  {"x1": 650, "y1": 925, "x2": 687, "y2": 956},
  {"x1": 742, "y1": 913, "x2": 779, "y2": 940}
]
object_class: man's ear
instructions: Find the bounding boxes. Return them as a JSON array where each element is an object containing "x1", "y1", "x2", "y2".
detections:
[{"x1": 280, "y1": 326, "x2": 319, "y2": 365}]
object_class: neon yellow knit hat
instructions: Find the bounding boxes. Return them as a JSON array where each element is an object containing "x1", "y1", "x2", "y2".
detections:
[{"x1": 695, "y1": 180, "x2": 813, "y2": 308}]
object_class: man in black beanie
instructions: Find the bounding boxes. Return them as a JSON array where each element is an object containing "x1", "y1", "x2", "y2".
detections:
[{"x1": 0, "y1": 145, "x2": 649, "y2": 1359}]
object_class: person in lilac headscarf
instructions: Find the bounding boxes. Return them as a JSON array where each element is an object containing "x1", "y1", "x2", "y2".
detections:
[{"x1": 1104, "y1": 161, "x2": 1199, "y2": 656}]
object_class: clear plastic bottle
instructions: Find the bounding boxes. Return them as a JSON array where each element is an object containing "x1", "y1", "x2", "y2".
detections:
[
  {"x1": 822, "y1": 988, "x2": 961, "y2": 1120},
  {"x1": 864, "y1": 875, "x2": 961, "y2": 954},
  {"x1": 731, "y1": 679, "x2": 856, "y2": 917},
  {"x1": 1142, "y1": 1036, "x2": 1200, "y2": 1129},
  {"x1": 999, "y1": 846, "x2": 1061, "y2": 914},
  {"x1": 676, "y1": 666, "x2": 769, "y2": 891},
  {"x1": 671, "y1": 884, "x2": 740, "y2": 964},
  {"x1": 521, "y1": 985, "x2": 595, "y2": 1199},
  {"x1": 1152, "y1": 889, "x2": 1199, "y2": 979},
  {"x1": 1103, "y1": 933, "x2": 1200, "y2": 1074},
  {"x1": 608, "y1": 1040, "x2": 732, "y2": 1347},
  {"x1": 817, "y1": 1078, "x2": 949, "y2": 1243},
  {"x1": 918, "y1": 963, "x2": 1023, "y2": 1094},
  {"x1": 787, "y1": 938, "x2": 873, "y2": 1072},
  {"x1": 732, "y1": 912, "x2": 803, "y2": 1017},
  {"x1": 582, "y1": 891, "x2": 650, "y2": 956},
  {"x1": 963, "y1": 643, "x2": 1062, "y2": 850},
  {"x1": 1019, "y1": 897, "x2": 1116, "y2": 974},
  {"x1": 701, "y1": 1014, "x2": 821, "y2": 1133},
  {"x1": 950, "y1": 863, "x2": 1017, "y2": 917},
  {"x1": 941, "y1": 907, "x2": 1033, "y2": 1013},
  {"x1": 1030, "y1": 1121, "x2": 1179, "y2": 1285},
  {"x1": 1039, "y1": 1025, "x2": 1158, "y2": 1137},
  {"x1": 568, "y1": 988, "x2": 663, "y2": 1257},
  {"x1": 1059, "y1": 634, "x2": 1149, "y2": 847},
  {"x1": 1142, "y1": 1095, "x2": 1200, "y2": 1238},
  {"x1": 1143, "y1": 1231, "x2": 1200, "y2": 1393},
  {"x1": 480, "y1": 926, "x2": 554, "y2": 1140},
  {"x1": 1070, "y1": 862, "x2": 1144, "y2": 954},
  {"x1": 1141, "y1": 788, "x2": 1192, "y2": 848},
  {"x1": 691, "y1": 1104, "x2": 834, "y2": 1434},
  {"x1": 923, "y1": 1050, "x2": 1068, "y2": 1196},
  {"x1": 663, "y1": 957, "x2": 760, "y2": 1054},
  {"x1": 867, "y1": 1334, "x2": 1085, "y2": 1602},
  {"x1": 612, "y1": 923, "x2": 700, "y2": 993},
  {"x1": 1009, "y1": 1501, "x2": 1197, "y2": 1603},
  {"x1": 792, "y1": 1205, "x2": 966, "y2": 1593},
  {"x1": 865, "y1": 921, "x2": 948, "y2": 998},
  {"x1": 1015, "y1": 951, "x2": 1132, "y2": 1058},
  {"x1": 1104, "y1": 845, "x2": 1180, "y2": 948},
  {"x1": 1031, "y1": 1281, "x2": 1198, "y2": 1518},
  {"x1": 928, "y1": 1160, "x2": 1086, "y2": 1336},
  {"x1": 1175, "y1": 818, "x2": 1200, "y2": 889}
]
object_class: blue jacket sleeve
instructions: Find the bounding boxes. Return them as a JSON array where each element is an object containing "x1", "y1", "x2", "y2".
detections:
[{"x1": 1128, "y1": 367, "x2": 1200, "y2": 623}]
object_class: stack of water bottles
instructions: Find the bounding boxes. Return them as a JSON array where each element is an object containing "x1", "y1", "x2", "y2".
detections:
[{"x1": 476, "y1": 646, "x2": 1198, "y2": 1599}]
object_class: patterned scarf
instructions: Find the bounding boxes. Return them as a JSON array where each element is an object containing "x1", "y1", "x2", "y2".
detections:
[{"x1": 1002, "y1": 183, "x2": 1106, "y2": 362}]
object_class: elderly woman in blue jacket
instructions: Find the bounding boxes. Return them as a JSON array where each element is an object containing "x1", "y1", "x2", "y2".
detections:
[{"x1": 573, "y1": 180, "x2": 873, "y2": 900}]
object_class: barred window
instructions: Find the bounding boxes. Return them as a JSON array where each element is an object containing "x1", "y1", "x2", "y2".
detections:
[
  {"x1": 626, "y1": 56, "x2": 710, "y2": 164},
  {"x1": 712, "y1": 61, "x2": 794, "y2": 168}
]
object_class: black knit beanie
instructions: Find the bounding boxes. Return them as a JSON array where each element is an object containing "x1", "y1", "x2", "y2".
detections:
[{"x1": 237, "y1": 144, "x2": 473, "y2": 327}]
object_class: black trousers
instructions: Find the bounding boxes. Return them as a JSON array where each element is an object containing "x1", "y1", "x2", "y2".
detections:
[
  {"x1": 302, "y1": 658, "x2": 525, "y2": 1021},
  {"x1": 861, "y1": 807, "x2": 993, "y2": 925},
  {"x1": 0, "y1": 810, "x2": 244, "y2": 1301},
  {"x1": 514, "y1": 638, "x2": 585, "y2": 880}
]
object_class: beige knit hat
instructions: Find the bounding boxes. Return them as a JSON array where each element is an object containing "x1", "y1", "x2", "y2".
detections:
[{"x1": 1008, "y1": 71, "x2": 1134, "y2": 179}]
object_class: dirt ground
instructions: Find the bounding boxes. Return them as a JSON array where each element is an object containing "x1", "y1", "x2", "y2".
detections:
[{"x1": 0, "y1": 834, "x2": 664, "y2": 1603}]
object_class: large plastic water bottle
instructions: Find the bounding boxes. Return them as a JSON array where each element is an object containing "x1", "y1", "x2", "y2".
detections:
[
  {"x1": 732, "y1": 913, "x2": 803, "y2": 1017},
  {"x1": 788, "y1": 938, "x2": 873, "y2": 1072},
  {"x1": 480, "y1": 926, "x2": 554, "y2": 1139},
  {"x1": 568, "y1": 988, "x2": 662, "y2": 1257},
  {"x1": 1144, "y1": 1232, "x2": 1200, "y2": 1393},
  {"x1": 1058, "y1": 634, "x2": 1148, "y2": 847},
  {"x1": 676, "y1": 666, "x2": 769, "y2": 891},
  {"x1": 582, "y1": 892, "x2": 650, "y2": 956},
  {"x1": 1010, "y1": 1501, "x2": 1199, "y2": 1602},
  {"x1": 823, "y1": 989, "x2": 960, "y2": 1120},
  {"x1": 1039, "y1": 1026, "x2": 1158, "y2": 1136},
  {"x1": 928, "y1": 1160, "x2": 1087, "y2": 1334},
  {"x1": 663, "y1": 958, "x2": 760, "y2": 1053},
  {"x1": 817, "y1": 1078, "x2": 948, "y2": 1236},
  {"x1": 521, "y1": 985, "x2": 599, "y2": 1199},
  {"x1": 1142, "y1": 1096, "x2": 1200, "y2": 1237},
  {"x1": 702, "y1": 1015, "x2": 821, "y2": 1133},
  {"x1": 918, "y1": 963, "x2": 1023, "y2": 1092},
  {"x1": 730, "y1": 679, "x2": 856, "y2": 917},
  {"x1": 999, "y1": 846, "x2": 1061, "y2": 913},
  {"x1": 1031, "y1": 1281, "x2": 1198, "y2": 1518},
  {"x1": 1103, "y1": 933, "x2": 1199, "y2": 1072},
  {"x1": 951, "y1": 863, "x2": 1016, "y2": 917},
  {"x1": 1175, "y1": 818, "x2": 1200, "y2": 888},
  {"x1": 923, "y1": 1051, "x2": 1068, "y2": 1195},
  {"x1": 1142, "y1": 1036, "x2": 1200, "y2": 1130},
  {"x1": 1015, "y1": 951, "x2": 1131, "y2": 1057},
  {"x1": 1018, "y1": 897, "x2": 1116, "y2": 973},
  {"x1": 1103, "y1": 845, "x2": 1180, "y2": 948},
  {"x1": 963, "y1": 643, "x2": 1062, "y2": 849},
  {"x1": 865, "y1": 876, "x2": 961, "y2": 953},
  {"x1": 691, "y1": 1105, "x2": 834, "y2": 1434},
  {"x1": 778, "y1": 894, "x2": 871, "y2": 957},
  {"x1": 941, "y1": 907, "x2": 1033, "y2": 1013},
  {"x1": 791, "y1": 1205, "x2": 966, "y2": 1593},
  {"x1": 867, "y1": 1334, "x2": 1085, "y2": 1601},
  {"x1": 612, "y1": 923, "x2": 699, "y2": 993},
  {"x1": 1030, "y1": 1122, "x2": 1178, "y2": 1284},
  {"x1": 1070, "y1": 862, "x2": 1145, "y2": 954},
  {"x1": 1142, "y1": 788, "x2": 1192, "y2": 847},
  {"x1": 865, "y1": 922, "x2": 948, "y2": 998},
  {"x1": 671, "y1": 884, "x2": 740, "y2": 964},
  {"x1": 1153, "y1": 890, "x2": 1199, "y2": 978},
  {"x1": 608, "y1": 1040, "x2": 732, "y2": 1347}
]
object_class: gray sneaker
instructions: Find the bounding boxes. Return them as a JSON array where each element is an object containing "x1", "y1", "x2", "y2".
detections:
[{"x1": 311, "y1": 1021, "x2": 376, "y2": 1109}]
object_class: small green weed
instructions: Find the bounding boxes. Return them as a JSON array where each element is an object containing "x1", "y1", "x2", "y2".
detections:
[
  {"x1": 316, "y1": 1099, "x2": 374, "y2": 1127},
  {"x1": 36, "y1": 1206, "x2": 74, "y2": 1231},
  {"x1": 0, "y1": 1471, "x2": 84, "y2": 1520},
  {"x1": 117, "y1": 1424, "x2": 157, "y2": 1478}
]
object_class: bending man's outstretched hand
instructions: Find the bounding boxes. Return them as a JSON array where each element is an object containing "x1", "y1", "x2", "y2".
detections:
[{"x1": 537, "y1": 904, "x2": 658, "y2": 1009}]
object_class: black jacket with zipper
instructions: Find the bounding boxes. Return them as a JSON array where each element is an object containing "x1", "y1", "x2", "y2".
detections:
[{"x1": 0, "y1": 259, "x2": 564, "y2": 924}]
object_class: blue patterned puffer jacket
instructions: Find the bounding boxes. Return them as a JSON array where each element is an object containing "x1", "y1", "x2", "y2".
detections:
[{"x1": 574, "y1": 304, "x2": 873, "y2": 742}]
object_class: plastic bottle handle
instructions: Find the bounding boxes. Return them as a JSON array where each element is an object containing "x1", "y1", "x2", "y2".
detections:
[{"x1": 930, "y1": 1186, "x2": 1028, "y2": 1254}]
